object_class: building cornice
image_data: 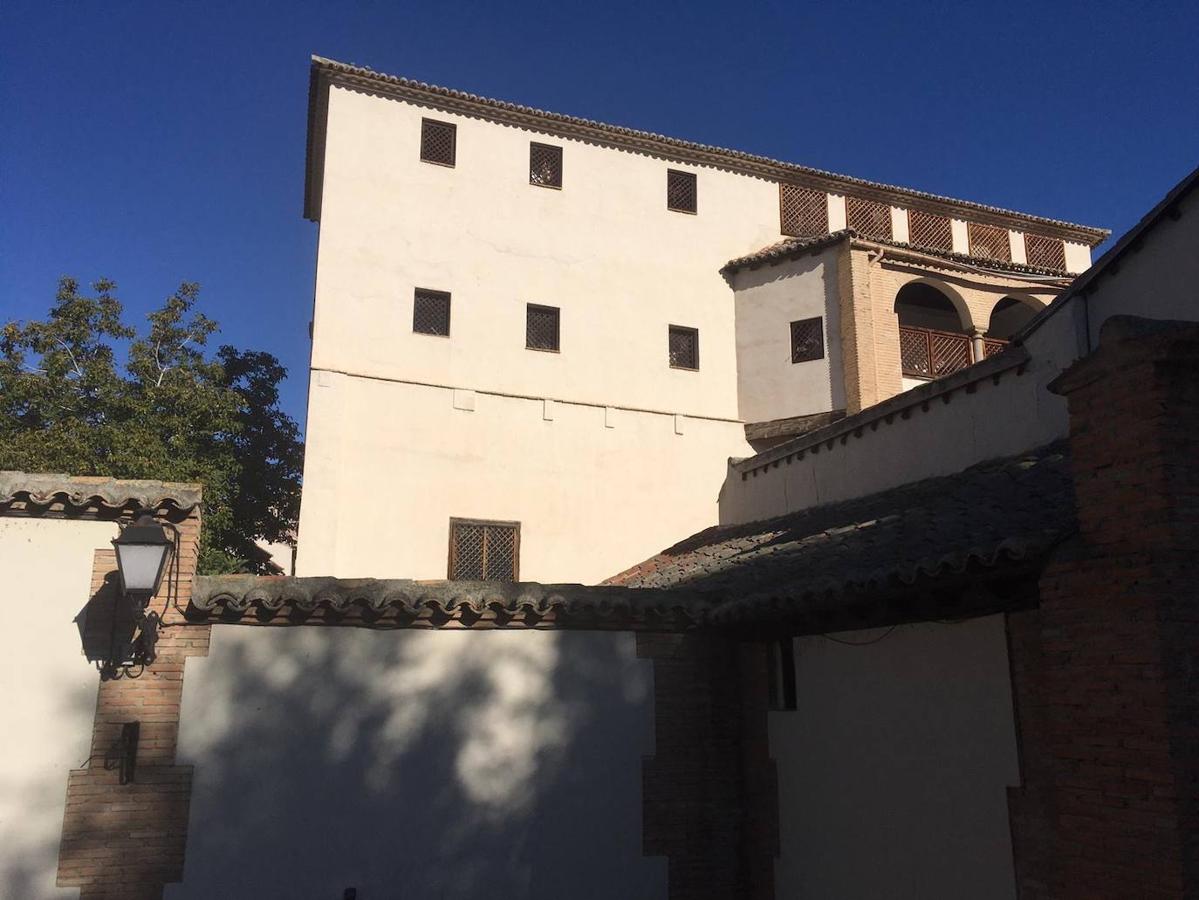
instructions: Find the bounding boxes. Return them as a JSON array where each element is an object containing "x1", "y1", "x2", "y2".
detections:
[
  {"x1": 0, "y1": 471, "x2": 201, "y2": 518},
  {"x1": 304, "y1": 56, "x2": 1109, "y2": 246}
]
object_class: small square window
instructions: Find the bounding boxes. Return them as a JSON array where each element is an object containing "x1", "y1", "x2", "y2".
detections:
[
  {"x1": 668, "y1": 325, "x2": 699, "y2": 370},
  {"x1": 779, "y1": 184, "x2": 828, "y2": 236},
  {"x1": 968, "y1": 222, "x2": 1012, "y2": 262},
  {"x1": 790, "y1": 317, "x2": 825, "y2": 363},
  {"x1": 526, "y1": 304, "x2": 560, "y2": 351},
  {"x1": 530, "y1": 142, "x2": 563, "y2": 188},
  {"x1": 413, "y1": 288, "x2": 451, "y2": 336},
  {"x1": 420, "y1": 118, "x2": 456, "y2": 166},
  {"x1": 449, "y1": 518, "x2": 520, "y2": 581},
  {"x1": 846, "y1": 196, "x2": 892, "y2": 241},
  {"x1": 1024, "y1": 233, "x2": 1066, "y2": 270},
  {"x1": 667, "y1": 170, "x2": 697, "y2": 214},
  {"x1": 907, "y1": 209, "x2": 953, "y2": 250}
]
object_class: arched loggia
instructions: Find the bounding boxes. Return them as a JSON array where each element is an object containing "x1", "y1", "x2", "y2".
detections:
[{"x1": 895, "y1": 281, "x2": 974, "y2": 380}]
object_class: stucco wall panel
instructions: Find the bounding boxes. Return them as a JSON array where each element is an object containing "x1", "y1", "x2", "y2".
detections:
[
  {"x1": 0, "y1": 517, "x2": 116, "y2": 898},
  {"x1": 171, "y1": 626, "x2": 663, "y2": 899}
]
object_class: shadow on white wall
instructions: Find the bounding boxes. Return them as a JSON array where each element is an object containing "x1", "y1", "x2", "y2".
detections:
[{"x1": 168, "y1": 626, "x2": 664, "y2": 899}]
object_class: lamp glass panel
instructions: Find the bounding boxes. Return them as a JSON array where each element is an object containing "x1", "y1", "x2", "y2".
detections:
[{"x1": 117, "y1": 543, "x2": 167, "y2": 592}]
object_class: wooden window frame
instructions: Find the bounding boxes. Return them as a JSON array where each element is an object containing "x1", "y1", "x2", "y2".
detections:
[
  {"x1": 412, "y1": 288, "x2": 452, "y2": 337},
  {"x1": 529, "y1": 142, "x2": 563, "y2": 189},
  {"x1": 447, "y1": 517, "x2": 521, "y2": 582},
  {"x1": 790, "y1": 316, "x2": 825, "y2": 364},
  {"x1": 420, "y1": 118, "x2": 457, "y2": 167},
  {"x1": 666, "y1": 169, "x2": 698, "y2": 214},
  {"x1": 525, "y1": 303, "x2": 561, "y2": 352},
  {"x1": 668, "y1": 324, "x2": 700, "y2": 371}
]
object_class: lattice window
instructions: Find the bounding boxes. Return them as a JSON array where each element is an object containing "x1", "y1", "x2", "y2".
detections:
[
  {"x1": 1024, "y1": 233, "x2": 1066, "y2": 270},
  {"x1": 907, "y1": 209, "x2": 953, "y2": 251},
  {"x1": 667, "y1": 169, "x2": 697, "y2": 213},
  {"x1": 449, "y1": 519, "x2": 519, "y2": 581},
  {"x1": 420, "y1": 118, "x2": 456, "y2": 166},
  {"x1": 846, "y1": 196, "x2": 892, "y2": 240},
  {"x1": 530, "y1": 142, "x2": 562, "y2": 188},
  {"x1": 413, "y1": 288, "x2": 451, "y2": 336},
  {"x1": 779, "y1": 184, "x2": 828, "y2": 236},
  {"x1": 668, "y1": 325, "x2": 699, "y2": 370},
  {"x1": 983, "y1": 338, "x2": 1008, "y2": 358},
  {"x1": 526, "y1": 303, "x2": 560, "y2": 351},
  {"x1": 790, "y1": 317, "x2": 824, "y2": 363},
  {"x1": 968, "y1": 222, "x2": 1012, "y2": 262},
  {"x1": 930, "y1": 330, "x2": 972, "y2": 375},
  {"x1": 900, "y1": 327, "x2": 932, "y2": 377}
]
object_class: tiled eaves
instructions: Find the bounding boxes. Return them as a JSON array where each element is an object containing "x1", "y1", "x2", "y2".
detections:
[
  {"x1": 722, "y1": 230, "x2": 1078, "y2": 280},
  {"x1": 0, "y1": 471, "x2": 202, "y2": 516},
  {"x1": 733, "y1": 346, "x2": 1032, "y2": 479},
  {"x1": 190, "y1": 576, "x2": 709, "y2": 631},
  {"x1": 305, "y1": 56, "x2": 1109, "y2": 246}
]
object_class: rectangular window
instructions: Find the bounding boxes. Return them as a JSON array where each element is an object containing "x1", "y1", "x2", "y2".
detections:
[
  {"x1": 666, "y1": 169, "x2": 697, "y2": 214},
  {"x1": 907, "y1": 209, "x2": 953, "y2": 251},
  {"x1": 779, "y1": 184, "x2": 828, "y2": 236},
  {"x1": 529, "y1": 142, "x2": 563, "y2": 188},
  {"x1": 790, "y1": 317, "x2": 825, "y2": 363},
  {"x1": 420, "y1": 118, "x2": 456, "y2": 166},
  {"x1": 668, "y1": 325, "x2": 699, "y2": 370},
  {"x1": 846, "y1": 196, "x2": 892, "y2": 240},
  {"x1": 413, "y1": 288, "x2": 451, "y2": 336},
  {"x1": 448, "y1": 518, "x2": 520, "y2": 581},
  {"x1": 968, "y1": 222, "x2": 1012, "y2": 262},
  {"x1": 526, "y1": 303, "x2": 560, "y2": 351},
  {"x1": 1024, "y1": 233, "x2": 1067, "y2": 270}
]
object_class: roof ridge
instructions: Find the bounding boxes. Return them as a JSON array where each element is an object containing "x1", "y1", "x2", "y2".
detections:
[{"x1": 307, "y1": 56, "x2": 1109, "y2": 243}]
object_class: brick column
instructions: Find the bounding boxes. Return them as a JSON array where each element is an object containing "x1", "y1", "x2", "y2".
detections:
[
  {"x1": 57, "y1": 506, "x2": 210, "y2": 900},
  {"x1": 637, "y1": 633, "x2": 778, "y2": 900},
  {"x1": 1006, "y1": 317, "x2": 1199, "y2": 898}
]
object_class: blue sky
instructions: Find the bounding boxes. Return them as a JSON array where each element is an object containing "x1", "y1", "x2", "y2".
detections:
[{"x1": 3, "y1": 0, "x2": 1196, "y2": 428}]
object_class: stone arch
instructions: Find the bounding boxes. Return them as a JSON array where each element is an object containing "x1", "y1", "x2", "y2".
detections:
[
  {"x1": 893, "y1": 278, "x2": 972, "y2": 334},
  {"x1": 987, "y1": 294, "x2": 1045, "y2": 340}
]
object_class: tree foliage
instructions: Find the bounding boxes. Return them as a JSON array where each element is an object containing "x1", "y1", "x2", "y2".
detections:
[{"x1": 0, "y1": 277, "x2": 303, "y2": 574}]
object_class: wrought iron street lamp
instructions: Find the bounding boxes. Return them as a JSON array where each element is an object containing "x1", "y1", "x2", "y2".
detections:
[{"x1": 112, "y1": 513, "x2": 173, "y2": 603}]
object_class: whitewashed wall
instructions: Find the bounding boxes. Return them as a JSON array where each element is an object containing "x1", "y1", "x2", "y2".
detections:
[
  {"x1": 0, "y1": 517, "x2": 114, "y2": 899},
  {"x1": 170, "y1": 625, "x2": 664, "y2": 899},
  {"x1": 730, "y1": 248, "x2": 845, "y2": 424},
  {"x1": 771, "y1": 615, "x2": 1020, "y2": 899}
]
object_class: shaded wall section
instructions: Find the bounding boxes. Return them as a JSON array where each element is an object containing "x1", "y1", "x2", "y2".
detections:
[
  {"x1": 771, "y1": 616, "x2": 1020, "y2": 900},
  {"x1": 170, "y1": 626, "x2": 665, "y2": 899}
]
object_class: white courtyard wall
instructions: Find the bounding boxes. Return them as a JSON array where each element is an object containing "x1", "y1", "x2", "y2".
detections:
[
  {"x1": 0, "y1": 517, "x2": 116, "y2": 899},
  {"x1": 771, "y1": 615, "x2": 1019, "y2": 900},
  {"x1": 170, "y1": 625, "x2": 664, "y2": 899}
]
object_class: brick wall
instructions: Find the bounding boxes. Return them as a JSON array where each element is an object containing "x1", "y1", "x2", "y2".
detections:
[
  {"x1": 637, "y1": 633, "x2": 778, "y2": 900},
  {"x1": 1006, "y1": 317, "x2": 1199, "y2": 898},
  {"x1": 57, "y1": 506, "x2": 210, "y2": 900}
]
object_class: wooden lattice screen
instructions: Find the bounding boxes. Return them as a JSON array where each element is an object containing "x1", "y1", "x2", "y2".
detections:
[
  {"x1": 900, "y1": 326, "x2": 974, "y2": 378},
  {"x1": 968, "y1": 222, "x2": 1012, "y2": 262},
  {"x1": 790, "y1": 317, "x2": 824, "y2": 363},
  {"x1": 1024, "y1": 233, "x2": 1067, "y2": 270},
  {"x1": 526, "y1": 303, "x2": 560, "y2": 351},
  {"x1": 529, "y1": 142, "x2": 563, "y2": 188},
  {"x1": 667, "y1": 170, "x2": 697, "y2": 213},
  {"x1": 449, "y1": 519, "x2": 520, "y2": 581},
  {"x1": 420, "y1": 118, "x2": 457, "y2": 166},
  {"x1": 846, "y1": 196, "x2": 892, "y2": 240},
  {"x1": 413, "y1": 288, "x2": 451, "y2": 336},
  {"x1": 907, "y1": 209, "x2": 953, "y2": 251},
  {"x1": 668, "y1": 325, "x2": 699, "y2": 370},
  {"x1": 779, "y1": 184, "x2": 828, "y2": 236}
]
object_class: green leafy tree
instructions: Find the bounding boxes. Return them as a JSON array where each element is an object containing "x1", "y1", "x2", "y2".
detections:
[{"x1": 0, "y1": 277, "x2": 303, "y2": 574}]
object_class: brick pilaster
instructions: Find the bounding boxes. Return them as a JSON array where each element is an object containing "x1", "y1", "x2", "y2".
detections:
[
  {"x1": 57, "y1": 506, "x2": 210, "y2": 899},
  {"x1": 638, "y1": 633, "x2": 778, "y2": 900},
  {"x1": 1006, "y1": 317, "x2": 1199, "y2": 898}
]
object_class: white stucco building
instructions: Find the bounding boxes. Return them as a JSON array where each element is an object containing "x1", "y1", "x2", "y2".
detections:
[{"x1": 296, "y1": 55, "x2": 1106, "y2": 585}]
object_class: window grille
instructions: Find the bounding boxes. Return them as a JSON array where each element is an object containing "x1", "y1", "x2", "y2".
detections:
[
  {"x1": 779, "y1": 184, "x2": 828, "y2": 236},
  {"x1": 907, "y1": 209, "x2": 953, "y2": 251},
  {"x1": 968, "y1": 222, "x2": 1012, "y2": 262},
  {"x1": 667, "y1": 170, "x2": 697, "y2": 213},
  {"x1": 420, "y1": 118, "x2": 456, "y2": 166},
  {"x1": 1024, "y1": 233, "x2": 1066, "y2": 270},
  {"x1": 790, "y1": 317, "x2": 825, "y2": 363},
  {"x1": 413, "y1": 288, "x2": 451, "y2": 336},
  {"x1": 448, "y1": 519, "x2": 519, "y2": 581},
  {"x1": 846, "y1": 196, "x2": 892, "y2": 240},
  {"x1": 668, "y1": 325, "x2": 699, "y2": 370},
  {"x1": 526, "y1": 303, "x2": 560, "y2": 351},
  {"x1": 529, "y1": 142, "x2": 563, "y2": 188}
]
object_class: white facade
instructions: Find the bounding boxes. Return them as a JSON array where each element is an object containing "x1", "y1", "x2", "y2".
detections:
[
  {"x1": 297, "y1": 65, "x2": 1101, "y2": 583},
  {"x1": 0, "y1": 516, "x2": 115, "y2": 899}
]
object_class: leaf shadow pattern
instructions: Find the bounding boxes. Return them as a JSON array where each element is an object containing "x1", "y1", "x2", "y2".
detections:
[{"x1": 166, "y1": 626, "x2": 667, "y2": 899}]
